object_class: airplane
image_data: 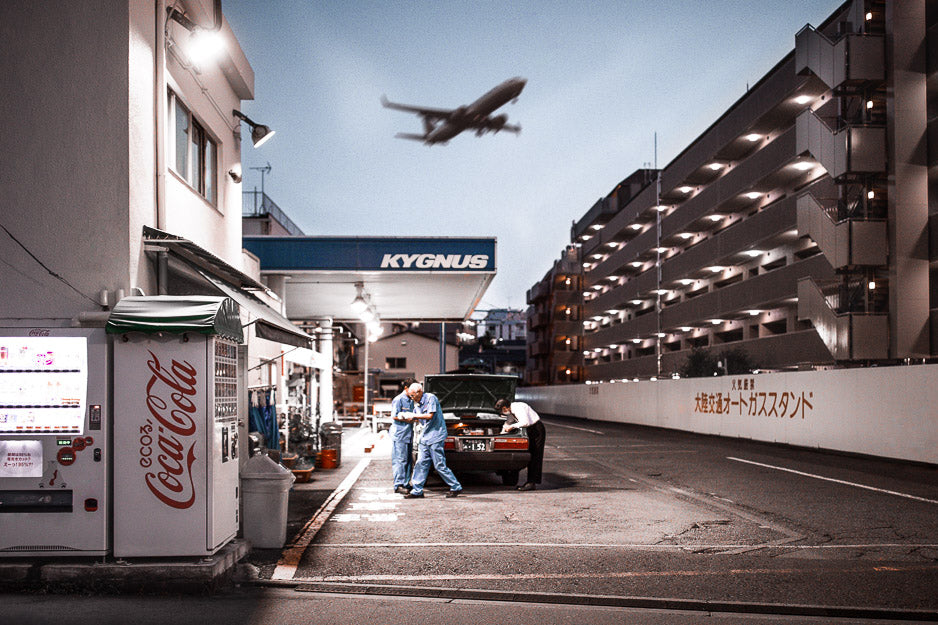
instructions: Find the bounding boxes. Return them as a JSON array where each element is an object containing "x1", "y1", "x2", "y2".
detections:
[{"x1": 381, "y1": 76, "x2": 526, "y2": 145}]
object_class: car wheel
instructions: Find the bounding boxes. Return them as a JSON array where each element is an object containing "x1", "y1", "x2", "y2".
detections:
[{"x1": 501, "y1": 470, "x2": 520, "y2": 486}]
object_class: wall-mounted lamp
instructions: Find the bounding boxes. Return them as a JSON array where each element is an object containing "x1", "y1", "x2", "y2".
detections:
[
  {"x1": 167, "y1": 0, "x2": 224, "y2": 70},
  {"x1": 227, "y1": 165, "x2": 242, "y2": 183},
  {"x1": 233, "y1": 110, "x2": 276, "y2": 148}
]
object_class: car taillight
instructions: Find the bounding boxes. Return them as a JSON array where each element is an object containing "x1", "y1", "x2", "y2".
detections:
[
  {"x1": 493, "y1": 437, "x2": 528, "y2": 450},
  {"x1": 444, "y1": 437, "x2": 456, "y2": 450}
]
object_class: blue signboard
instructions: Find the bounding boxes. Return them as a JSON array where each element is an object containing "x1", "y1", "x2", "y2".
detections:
[{"x1": 242, "y1": 236, "x2": 496, "y2": 272}]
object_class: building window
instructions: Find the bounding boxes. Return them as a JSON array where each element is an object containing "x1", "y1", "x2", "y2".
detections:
[
  {"x1": 168, "y1": 90, "x2": 218, "y2": 206},
  {"x1": 386, "y1": 357, "x2": 406, "y2": 369}
]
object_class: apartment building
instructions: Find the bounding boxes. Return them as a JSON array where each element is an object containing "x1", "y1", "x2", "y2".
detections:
[{"x1": 527, "y1": 0, "x2": 933, "y2": 383}]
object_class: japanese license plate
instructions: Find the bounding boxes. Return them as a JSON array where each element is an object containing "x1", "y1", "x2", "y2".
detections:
[{"x1": 461, "y1": 439, "x2": 487, "y2": 452}]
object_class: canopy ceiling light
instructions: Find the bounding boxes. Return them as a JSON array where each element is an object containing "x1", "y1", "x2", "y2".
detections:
[{"x1": 233, "y1": 110, "x2": 276, "y2": 148}]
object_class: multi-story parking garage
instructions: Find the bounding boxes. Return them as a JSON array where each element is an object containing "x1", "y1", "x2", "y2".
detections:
[{"x1": 527, "y1": 0, "x2": 932, "y2": 384}]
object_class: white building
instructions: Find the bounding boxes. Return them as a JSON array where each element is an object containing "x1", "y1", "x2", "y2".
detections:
[{"x1": 0, "y1": 0, "x2": 324, "y2": 449}]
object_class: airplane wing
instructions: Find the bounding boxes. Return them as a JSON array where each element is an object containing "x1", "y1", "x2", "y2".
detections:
[
  {"x1": 380, "y1": 95, "x2": 452, "y2": 122},
  {"x1": 394, "y1": 132, "x2": 430, "y2": 143}
]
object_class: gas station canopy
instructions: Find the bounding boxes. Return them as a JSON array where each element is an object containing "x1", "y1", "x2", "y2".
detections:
[{"x1": 242, "y1": 236, "x2": 497, "y2": 322}]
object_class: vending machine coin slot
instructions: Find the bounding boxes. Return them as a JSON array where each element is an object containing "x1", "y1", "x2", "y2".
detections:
[
  {"x1": 221, "y1": 426, "x2": 229, "y2": 463},
  {"x1": 89, "y1": 404, "x2": 101, "y2": 430}
]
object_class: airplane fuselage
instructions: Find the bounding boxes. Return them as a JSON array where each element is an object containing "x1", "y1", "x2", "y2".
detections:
[{"x1": 383, "y1": 77, "x2": 526, "y2": 145}]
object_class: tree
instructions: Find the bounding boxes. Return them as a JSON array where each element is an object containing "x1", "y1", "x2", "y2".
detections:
[
  {"x1": 680, "y1": 347, "x2": 719, "y2": 378},
  {"x1": 679, "y1": 346, "x2": 756, "y2": 377}
]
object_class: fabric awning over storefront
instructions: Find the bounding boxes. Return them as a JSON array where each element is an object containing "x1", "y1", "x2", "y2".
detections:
[
  {"x1": 105, "y1": 295, "x2": 244, "y2": 342},
  {"x1": 199, "y1": 270, "x2": 311, "y2": 349},
  {"x1": 141, "y1": 226, "x2": 312, "y2": 349}
]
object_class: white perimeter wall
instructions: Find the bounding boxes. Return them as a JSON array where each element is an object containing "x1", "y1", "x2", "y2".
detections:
[{"x1": 517, "y1": 364, "x2": 938, "y2": 465}]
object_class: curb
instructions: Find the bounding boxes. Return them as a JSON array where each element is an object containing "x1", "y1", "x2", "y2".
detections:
[{"x1": 273, "y1": 580, "x2": 938, "y2": 621}]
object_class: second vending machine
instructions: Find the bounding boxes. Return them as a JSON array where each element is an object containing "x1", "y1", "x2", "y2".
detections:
[{"x1": 109, "y1": 296, "x2": 242, "y2": 558}]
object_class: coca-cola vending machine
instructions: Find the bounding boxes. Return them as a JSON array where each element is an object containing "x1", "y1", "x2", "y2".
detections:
[
  {"x1": 0, "y1": 326, "x2": 109, "y2": 556},
  {"x1": 109, "y1": 296, "x2": 241, "y2": 557}
]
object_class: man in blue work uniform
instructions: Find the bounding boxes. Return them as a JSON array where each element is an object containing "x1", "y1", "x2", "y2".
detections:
[
  {"x1": 390, "y1": 377, "x2": 417, "y2": 494},
  {"x1": 404, "y1": 382, "x2": 462, "y2": 498}
]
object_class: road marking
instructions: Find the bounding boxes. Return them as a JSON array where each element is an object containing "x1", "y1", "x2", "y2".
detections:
[
  {"x1": 548, "y1": 422, "x2": 606, "y2": 435},
  {"x1": 271, "y1": 456, "x2": 371, "y2": 581},
  {"x1": 295, "y1": 563, "x2": 938, "y2": 583},
  {"x1": 727, "y1": 457, "x2": 938, "y2": 505},
  {"x1": 308, "y1": 541, "x2": 938, "y2": 550}
]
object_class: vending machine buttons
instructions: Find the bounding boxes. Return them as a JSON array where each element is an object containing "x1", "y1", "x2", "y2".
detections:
[
  {"x1": 84, "y1": 498, "x2": 98, "y2": 512},
  {"x1": 93, "y1": 448, "x2": 101, "y2": 462},
  {"x1": 72, "y1": 437, "x2": 87, "y2": 451}
]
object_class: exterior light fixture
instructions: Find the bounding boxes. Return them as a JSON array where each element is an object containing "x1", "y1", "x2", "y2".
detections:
[
  {"x1": 565, "y1": 369, "x2": 572, "y2": 375},
  {"x1": 630, "y1": 223, "x2": 643, "y2": 230},
  {"x1": 565, "y1": 338, "x2": 571, "y2": 345},
  {"x1": 866, "y1": 11, "x2": 872, "y2": 20},
  {"x1": 607, "y1": 242, "x2": 619, "y2": 248},
  {"x1": 745, "y1": 191, "x2": 762, "y2": 200},
  {"x1": 653, "y1": 205, "x2": 669, "y2": 212},
  {"x1": 678, "y1": 186, "x2": 693, "y2": 193},
  {"x1": 866, "y1": 100, "x2": 874, "y2": 109},
  {"x1": 679, "y1": 326, "x2": 692, "y2": 332},
  {"x1": 609, "y1": 344, "x2": 619, "y2": 349},
  {"x1": 630, "y1": 261, "x2": 643, "y2": 268},
  {"x1": 708, "y1": 162, "x2": 724, "y2": 171},
  {"x1": 233, "y1": 110, "x2": 276, "y2": 147},
  {"x1": 581, "y1": 234, "x2": 592, "y2": 241},
  {"x1": 606, "y1": 309, "x2": 620, "y2": 315},
  {"x1": 593, "y1": 284, "x2": 603, "y2": 290},
  {"x1": 679, "y1": 279, "x2": 694, "y2": 286},
  {"x1": 794, "y1": 95, "x2": 812, "y2": 105},
  {"x1": 655, "y1": 332, "x2": 666, "y2": 338},
  {"x1": 607, "y1": 275, "x2": 619, "y2": 281},
  {"x1": 630, "y1": 299, "x2": 643, "y2": 305},
  {"x1": 652, "y1": 289, "x2": 668, "y2": 295},
  {"x1": 679, "y1": 232, "x2": 694, "y2": 239},
  {"x1": 744, "y1": 249, "x2": 763, "y2": 257},
  {"x1": 565, "y1": 308, "x2": 571, "y2": 315},
  {"x1": 565, "y1": 278, "x2": 571, "y2": 285},
  {"x1": 708, "y1": 214, "x2": 723, "y2": 222},
  {"x1": 711, "y1": 319, "x2": 723, "y2": 325},
  {"x1": 869, "y1": 281, "x2": 876, "y2": 290},
  {"x1": 591, "y1": 224, "x2": 603, "y2": 231},
  {"x1": 707, "y1": 266, "x2": 724, "y2": 273},
  {"x1": 744, "y1": 133, "x2": 761, "y2": 142},
  {"x1": 592, "y1": 253, "x2": 603, "y2": 259},
  {"x1": 631, "y1": 338, "x2": 642, "y2": 344},
  {"x1": 868, "y1": 190, "x2": 875, "y2": 199},
  {"x1": 793, "y1": 161, "x2": 813, "y2": 171},
  {"x1": 748, "y1": 310, "x2": 761, "y2": 316}
]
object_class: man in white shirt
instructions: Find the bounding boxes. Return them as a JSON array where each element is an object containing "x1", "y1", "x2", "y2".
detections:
[{"x1": 494, "y1": 399, "x2": 545, "y2": 491}]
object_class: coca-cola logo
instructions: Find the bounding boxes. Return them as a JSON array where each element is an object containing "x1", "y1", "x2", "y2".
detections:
[
  {"x1": 28, "y1": 329, "x2": 50, "y2": 337},
  {"x1": 138, "y1": 350, "x2": 199, "y2": 509}
]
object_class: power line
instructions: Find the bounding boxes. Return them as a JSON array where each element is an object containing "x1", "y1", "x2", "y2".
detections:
[{"x1": 0, "y1": 222, "x2": 100, "y2": 307}]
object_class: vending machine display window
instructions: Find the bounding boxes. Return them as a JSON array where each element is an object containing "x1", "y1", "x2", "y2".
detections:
[{"x1": 0, "y1": 337, "x2": 88, "y2": 435}]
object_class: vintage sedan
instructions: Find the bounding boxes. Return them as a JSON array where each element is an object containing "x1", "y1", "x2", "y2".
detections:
[{"x1": 423, "y1": 373, "x2": 529, "y2": 486}]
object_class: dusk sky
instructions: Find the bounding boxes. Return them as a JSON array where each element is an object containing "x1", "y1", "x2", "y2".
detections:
[{"x1": 223, "y1": 1, "x2": 843, "y2": 311}]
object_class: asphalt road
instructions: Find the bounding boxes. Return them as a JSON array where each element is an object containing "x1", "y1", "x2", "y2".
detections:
[{"x1": 278, "y1": 416, "x2": 938, "y2": 613}]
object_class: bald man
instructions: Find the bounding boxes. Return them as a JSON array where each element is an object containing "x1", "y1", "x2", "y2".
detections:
[{"x1": 404, "y1": 382, "x2": 462, "y2": 498}]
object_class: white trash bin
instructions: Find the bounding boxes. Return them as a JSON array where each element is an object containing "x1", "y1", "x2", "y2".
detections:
[{"x1": 241, "y1": 453, "x2": 296, "y2": 549}]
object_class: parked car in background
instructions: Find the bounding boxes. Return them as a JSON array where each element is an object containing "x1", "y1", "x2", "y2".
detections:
[{"x1": 422, "y1": 373, "x2": 529, "y2": 485}]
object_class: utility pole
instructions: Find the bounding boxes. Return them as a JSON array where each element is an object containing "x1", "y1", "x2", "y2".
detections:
[{"x1": 655, "y1": 133, "x2": 662, "y2": 378}]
